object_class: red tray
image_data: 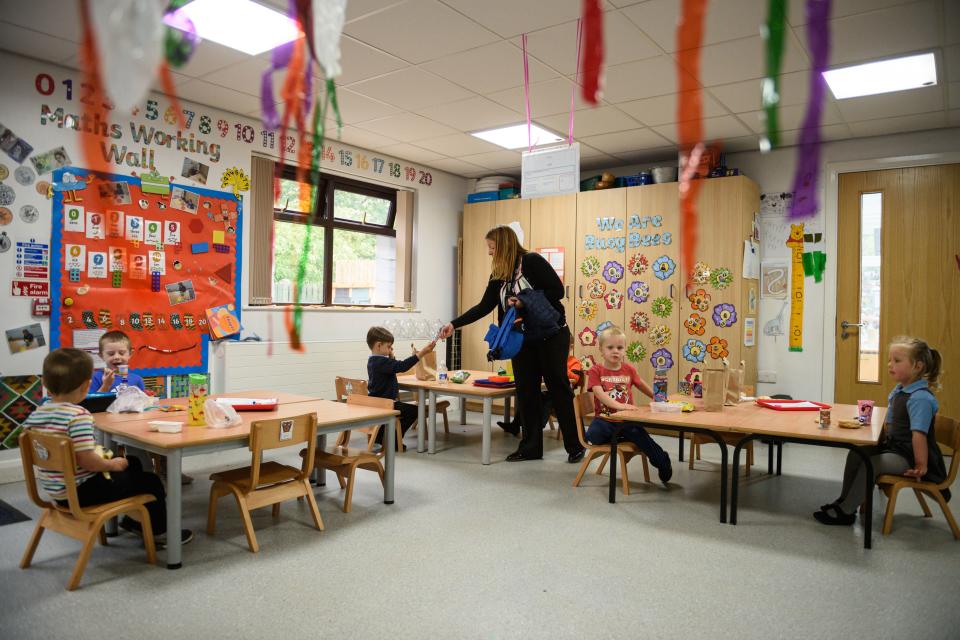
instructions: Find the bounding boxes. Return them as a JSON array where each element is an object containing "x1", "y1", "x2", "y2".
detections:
[{"x1": 755, "y1": 399, "x2": 831, "y2": 411}]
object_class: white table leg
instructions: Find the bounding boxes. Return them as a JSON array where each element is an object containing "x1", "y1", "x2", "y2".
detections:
[
  {"x1": 428, "y1": 391, "x2": 437, "y2": 454},
  {"x1": 165, "y1": 450, "x2": 183, "y2": 569},
  {"x1": 482, "y1": 397, "x2": 492, "y2": 465},
  {"x1": 417, "y1": 389, "x2": 426, "y2": 453},
  {"x1": 460, "y1": 398, "x2": 467, "y2": 425},
  {"x1": 384, "y1": 419, "x2": 395, "y2": 504}
]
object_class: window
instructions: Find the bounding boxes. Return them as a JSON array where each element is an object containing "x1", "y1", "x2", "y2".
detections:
[
  {"x1": 270, "y1": 168, "x2": 400, "y2": 306},
  {"x1": 857, "y1": 192, "x2": 882, "y2": 383}
]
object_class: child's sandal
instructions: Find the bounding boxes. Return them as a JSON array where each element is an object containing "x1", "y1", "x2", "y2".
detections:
[{"x1": 813, "y1": 504, "x2": 856, "y2": 526}]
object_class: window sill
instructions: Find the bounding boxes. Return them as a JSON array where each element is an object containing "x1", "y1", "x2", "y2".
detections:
[{"x1": 243, "y1": 305, "x2": 417, "y2": 313}]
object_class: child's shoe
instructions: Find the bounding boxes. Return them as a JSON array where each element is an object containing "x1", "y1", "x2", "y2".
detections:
[
  {"x1": 657, "y1": 455, "x2": 673, "y2": 485},
  {"x1": 155, "y1": 529, "x2": 195, "y2": 549}
]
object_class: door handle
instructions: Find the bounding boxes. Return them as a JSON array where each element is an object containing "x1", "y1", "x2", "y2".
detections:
[
  {"x1": 565, "y1": 285, "x2": 570, "y2": 299},
  {"x1": 840, "y1": 320, "x2": 862, "y2": 340}
]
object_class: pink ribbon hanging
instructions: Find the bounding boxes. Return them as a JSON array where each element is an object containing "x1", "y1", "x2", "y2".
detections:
[
  {"x1": 568, "y1": 18, "x2": 583, "y2": 144},
  {"x1": 522, "y1": 33, "x2": 533, "y2": 153}
]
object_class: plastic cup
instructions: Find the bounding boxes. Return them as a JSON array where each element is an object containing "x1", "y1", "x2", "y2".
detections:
[{"x1": 857, "y1": 400, "x2": 875, "y2": 425}]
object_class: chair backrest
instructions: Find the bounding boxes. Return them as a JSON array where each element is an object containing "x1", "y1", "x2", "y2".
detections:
[
  {"x1": 935, "y1": 415, "x2": 959, "y2": 485},
  {"x1": 572, "y1": 391, "x2": 594, "y2": 449},
  {"x1": 18, "y1": 430, "x2": 85, "y2": 518},
  {"x1": 346, "y1": 394, "x2": 397, "y2": 448},
  {"x1": 248, "y1": 413, "x2": 318, "y2": 488},
  {"x1": 334, "y1": 377, "x2": 368, "y2": 402}
]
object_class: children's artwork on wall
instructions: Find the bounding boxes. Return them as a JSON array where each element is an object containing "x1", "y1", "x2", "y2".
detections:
[
  {"x1": 0, "y1": 374, "x2": 43, "y2": 450},
  {"x1": 748, "y1": 283, "x2": 758, "y2": 314},
  {"x1": 220, "y1": 166, "x2": 250, "y2": 198},
  {"x1": 50, "y1": 168, "x2": 241, "y2": 375},
  {"x1": 760, "y1": 262, "x2": 788, "y2": 298},
  {"x1": 181, "y1": 158, "x2": 210, "y2": 185},
  {"x1": 786, "y1": 223, "x2": 805, "y2": 352},
  {"x1": 764, "y1": 301, "x2": 789, "y2": 338},
  {"x1": 6, "y1": 323, "x2": 45, "y2": 354}
]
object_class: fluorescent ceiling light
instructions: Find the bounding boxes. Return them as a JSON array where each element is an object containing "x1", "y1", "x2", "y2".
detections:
[
  {"x1": 471, "y1": 124, "x2": 564, "y2": 150},
  {"x1": 823, "y1": 52, "x2": 937, "y2": 100},
  {"x1": 164, "y1": 0, "x2": 300, "y2": 56}
]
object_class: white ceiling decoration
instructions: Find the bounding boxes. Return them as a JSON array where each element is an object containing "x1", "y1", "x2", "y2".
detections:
[{"x1": 0, "y1": 0, "x2": 955, "y2": 178}]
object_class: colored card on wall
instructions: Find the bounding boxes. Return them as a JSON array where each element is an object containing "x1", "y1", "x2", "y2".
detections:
[
  {"x1": 109, "y1": 246, "x2": 127, "y2": 272},
  {"x1": 107, "y1": 210, "x2": 124, "y2": 238},
  {"x1": 88, "y1": 251, "x2": 107, "y2": 278},
  {"x1": 130, "y1": 254, "x2": 147, "y2": 279},
  {"x1": 163, "y1": 220, "x2": 180, "y2": 245},
  {"x1": 148, "y1": 250, "x2": 166, "y2": 275},
  {"x1": 212, "y1": 230, "x2": 225, "y2": 244},
  {"x1": 86, "y1": 211, "x2": 105, "y2": 239},
  {"x1": 64, "y1": 205, "x2": 84, "y2": 232},
  {"x1": 65, "y1": 244, "x2": 85, "y2": 271},
  {"x1": 144, "y1": 219, "x2": 162, "y2": 245},
  {"x1": 126, "y1": 215, "x2": 143, "y2": 241}
]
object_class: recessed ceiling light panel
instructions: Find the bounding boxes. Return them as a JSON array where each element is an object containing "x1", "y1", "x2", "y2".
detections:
[
  {"x1": 471, "y1": 124, "x2": 565, "y2": 150},
  {"x1": 823, "y1": 52, "x2": 937, "y2": 100},
  {"x1": 164, "y1": 0, "x2": 300, "y2": 56}
]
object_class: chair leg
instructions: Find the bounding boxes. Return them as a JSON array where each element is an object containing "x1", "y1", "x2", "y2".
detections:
[
  {"x1": 641, "y1": 455, "x2": 650, "y2": 483},
  {"x1": 207, "y1": 484, "x2": 222, "y2": 535},
  {"x1": 272, "y1": 502, "x2": 281, "y2": 518},
  {"x1": 137, "y1": 506, "x2": 157, "y2": 565},
  {"x1": 98, "y1": 527, "x2": 108, "y2": 546},
  {"x1": 232, "y1": 492, "x2": 259, "y2": 553},
  {"x1": 688, "y1": 438, "x2": 696, "y2": 470},
  {"x1": 442, "y1": 409, "x2": 450, "y2": 435},
  {"x1": 596, "y1": 453, "x2": 609, "y2": 475},
  {"x1": 342, "y1": 463, "x2": 360, "y2": 513},
  {"x1": 914, "y1": 489, "x2": 933, "y2": 517},
  {"x1": 882, "y1": 484, "x2": 902, "y2": 535},
  {"x1": 67, "y1": 526, "x2": 98, "y2": 590},
  {"x1": 930, "y1": 490, "x2": 960, "y2": 540},
  {"x1": 335, "y1": 470, "x2": 347, "y2": 490},
  {"x1": 19, "y1": 519, "x2": 46, "y2": 569},
  {"x1": 573, "y1": 451, "x2": 602, "y2": 487},
  {"x1": 744, "y1": 442, "x2": 752, "y2": 477},
  {"x1": 303, "y1": 481, "x2": 325, "y2": 531},
  {"x1": 619, "y1": 450, "x2": 630, "y2": 496}
]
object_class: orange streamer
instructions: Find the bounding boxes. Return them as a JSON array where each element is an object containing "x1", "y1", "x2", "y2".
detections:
[{"x1": 78, "y1": 0, "x2": 112, "y2": 180}]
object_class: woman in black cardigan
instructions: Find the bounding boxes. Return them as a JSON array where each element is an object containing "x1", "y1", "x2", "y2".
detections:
[{"x1": 440, "y1": 226, "x2": 586, "y2": 463}]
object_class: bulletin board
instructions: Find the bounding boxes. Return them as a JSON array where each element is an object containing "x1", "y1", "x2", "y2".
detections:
[{"x1": 49, "y1": 168, "x2": 242, "y2": 375}]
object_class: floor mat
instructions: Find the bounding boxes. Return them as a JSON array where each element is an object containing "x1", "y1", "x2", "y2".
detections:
[{"x1": 0, "y1": 499, "x2": 30, "y2": 526}]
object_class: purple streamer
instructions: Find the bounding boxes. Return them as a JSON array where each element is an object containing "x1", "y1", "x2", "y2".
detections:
[
  {"x1": 261, "y1": 40, "x2": 294, "y2": 131},
  {"x1": 789, "y1": 0, "x2": 831, "y2": 220}
]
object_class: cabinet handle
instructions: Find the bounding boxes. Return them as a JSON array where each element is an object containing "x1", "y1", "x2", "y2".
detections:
[
  {"x1": 565, "y1": 285, "x2": 570, "y2": 299},
  {"x1": 670, "y1": 283, "x2": 675, "y2": 300},
  {"x1": 578, "y1": 285, "x2": 583, "y2": 299}
]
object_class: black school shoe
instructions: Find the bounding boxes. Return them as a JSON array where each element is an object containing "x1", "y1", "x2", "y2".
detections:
[
  {"x1": 506, "y1": 449, "x2": 542, "y2": 461},
  {"x1": 497, "y1": 420, "x2": 520, "y2": 437},
  {"x1": 567, "y1": 449, "x2": 585, "y2": 464},
  {"x1": 657, "y1": 456, "x2": 673, "y2": 485},
  {"x1": 813, "y1": 504, "x2": 856, "y2": 526},
  {"x1": 121, "y1": 517, "x2": 194, "y2": 547}
]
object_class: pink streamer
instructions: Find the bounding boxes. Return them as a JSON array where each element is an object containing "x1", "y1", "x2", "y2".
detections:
[
  {"x1": 522, "y1": 33, "x2": 532, "y2": 152},
  {"x1": 789, "y1": 0, "x2": 831, "y2": 220},
  {"x1": 568, "y1": 19, "x2": 583, "y2": 144}
]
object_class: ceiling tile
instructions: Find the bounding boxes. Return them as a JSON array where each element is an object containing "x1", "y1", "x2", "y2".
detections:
[
  {"x1": 335, "y1": 126, "x2": 400, "y2": 151},
  {"x1": 487, "y1": 77, "x2": 592, "y2": 116},
  {"x1": 578, "y1": 144, "x2": 619, "y2": 162},
  {"x1": 618, "y1": 91, "x2": 729, "y2": 126},
  {"x1": 835, "y1": 85, "x2": 944, "y2": 121},
  {"x1": 441, "y1": 0, "x2": 584, "y2": 38},
  {"x1": 683, "y1": 31, "x2": 810, "y2": 87},
  {"x1": 200, "y1": 58, "x2": 272, "y2": 97},
  {"x1": 378, "y1": 143, "x2": 447, "y2": 164},
  {"x1": 412, "y1": 133, "x2": 501, "y2": 156},
  {"x1": 946, "y1": 45, "x2": 960, "y2": 83},
  {"x1": 847, "y1": 111, "x2": 948, "y2": 137},
  {"x1": 540, "y1": 106, "x2": 642, "y2": 138},
  {"x1": 706, "y1": 70, "x2": 812, "y2": 113},
  {"x1": 175, "y1": 41, "x2": 252, "y2": 79},
  {"x1": 423, "y1": 41, "x2": 556, "y2": 95},
  {"x1": 739, "y1": 102, "x2": 844, "y2": 134},
  {"x1": 459, "y1": 150, "x2": 523, "y2": 170},
  {"x1": 325, "y1": 87, "x2": 403, "y2": 124},
  {"x1": 950, "y1": 83, "x2": 960, "y2": 110},
  {"x1": 425, "y1": 157, "x2": 487, "y2": 176},
  {"x1": 813, "y1": 1, "x2": 940, "y2": 66},
  {"x1": 0, "y1": 0, "x2": 81, "y2": 41},
  {"x1": 348, "y1": 67, "x2": 473, "y2": 111},
  {"x1": 175, "y1": 80, "x2": 262, "y2": 117},
  {"x1": 356, "y1": 112, "x2": 458, "y2": 142},
  {"x1": 776, "y1": 123, "x2": 854, "y2": 147},
  {"x1": 947, "y1": 0, "x2": 960, "y2": 45},
  {"x1": 609, "y1": 147, "x2": 678, "y2": 164},
  {"x1": 621, "y1": 0, "x2": 768, "y2": 52},
  {"x1": 0, "y1": 21, "x2": 77, "y2": 63},
  {"x1": 651, "y1": 115, "x2": 754, "y2": 144},
  {"x1": 344, "y1": 0, "x2": 499, "y2": 63},
  {"x1": 949, "y1": 109, "x2": 960, "y2": 127},
  {"x1": 787, "y1": 0, "x2": 915, "y2": 25},
  {"x1": 603, "y1": 56, "x2": 694, "y2": 103},
  {"x1": 579, "y1": 128, "x2": 673, "y2": 154},
  {"x1": 415, "y1": 96, "x2": 522, "y2": 132},
  {"x1": 334, "y1": 36, "x2": 409, "y2": 86},
  {"x1": 345, "y1": 0, "x2": 408, "y2": 21}
]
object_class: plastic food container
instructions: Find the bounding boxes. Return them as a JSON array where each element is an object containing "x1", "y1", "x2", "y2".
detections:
[
  {"x1": 650, "y1": 401, "x2": 684, "y2": 413},
  {"x1": 652, "y1": 166, "x2": 678, "y2": 183},
  {"x1": 148, "y1": 421, "x2": 184, "y2": 433}
]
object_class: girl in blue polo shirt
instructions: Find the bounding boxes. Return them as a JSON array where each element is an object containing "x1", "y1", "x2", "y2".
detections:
[{"x1": 815, "y1": 336, "x2": 948, "y2": 525}]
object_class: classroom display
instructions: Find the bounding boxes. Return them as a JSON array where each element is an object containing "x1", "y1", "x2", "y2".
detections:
[{"x1": 49, "y1": 168, "x2": 241, "y2": 375}]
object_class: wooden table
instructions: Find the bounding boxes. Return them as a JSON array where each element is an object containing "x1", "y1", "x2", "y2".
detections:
[
  {"x1": 95, "y1": 394, "x2": 397, "y2": 568},
  {"x1": 398, "y1": 372, "x2": 516, "y2": 465},
  {"x1": 95, "y1": 390, "x2": 322, "y2": 424}
]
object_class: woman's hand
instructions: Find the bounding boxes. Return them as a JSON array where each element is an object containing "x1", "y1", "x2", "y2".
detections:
[{"x1": 438, "y1": 323, "x2": 454, "y2": 339}]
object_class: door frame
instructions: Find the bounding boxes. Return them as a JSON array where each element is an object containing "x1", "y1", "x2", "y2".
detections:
[{"x1": 822, "y1": 150, "x2": 960, "y2": 402}]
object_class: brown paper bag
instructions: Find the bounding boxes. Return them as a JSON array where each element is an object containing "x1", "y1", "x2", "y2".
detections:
[
  {"x1": 725, "y1": 361, "x2": 745, "y2": 406},
  {"x1": 414, "y1": 350, "x2": 437, "y2": 381},
  {"x1": 703, "y1": 367, "x2": 727, "y2": 412}
]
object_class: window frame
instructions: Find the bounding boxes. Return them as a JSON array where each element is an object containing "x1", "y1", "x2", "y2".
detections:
[{"x1": 272, "y1": 166, "x2": 399, "y2": 307}]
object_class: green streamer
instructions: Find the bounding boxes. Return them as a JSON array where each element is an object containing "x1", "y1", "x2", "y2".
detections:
[{"x1": 761, "y1": 0, "x2": 787, "y2": 151}]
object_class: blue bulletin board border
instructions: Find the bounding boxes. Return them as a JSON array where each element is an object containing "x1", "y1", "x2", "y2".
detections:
[{"x1": 49, "y1": 167, "x2": 243, "y2": 376}]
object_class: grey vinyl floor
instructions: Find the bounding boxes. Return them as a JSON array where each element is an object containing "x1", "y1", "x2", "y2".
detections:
[{"x1": 0, "y1": 413, "x2": 957, "y2": 640}]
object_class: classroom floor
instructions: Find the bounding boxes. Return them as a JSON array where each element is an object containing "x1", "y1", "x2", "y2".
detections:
[{"x1": 0, "y1": 412, "x2": 957, "y2": 639}]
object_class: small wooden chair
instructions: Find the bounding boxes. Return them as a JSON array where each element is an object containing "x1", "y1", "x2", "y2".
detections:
[
  {"x1": 876, "y1": 414, "x2": 959, "y2": 539},
  {"x1": 18, "y1": 431, "x2": 157, "y2": 590},
  {"x1": 688, "y1": 432, "x2": 755, "y2": 475},
  {"x1": 572, "y1": 391, "x2": 651, "y2": 495},
  {"x1": 311, "y1": 394, "x2": 393, "y2": 513},
  {"x1": 207, "y1": 413, "x2": 323, "y2": 553},
  {"x1": 335, "y1": 375, "x2": 449, "y2": 448},
  {"x1": 550, "y1": 375, "x2": 586, "y2": 439}
]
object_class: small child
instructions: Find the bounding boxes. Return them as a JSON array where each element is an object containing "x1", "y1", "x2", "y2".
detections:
[
  {"x1": 586, "y1": 327, "x2": 672, "y2": 485},
  {"x1": 92, "y1": 330, "x2": 145, "y2": 393},
  {"x1": 367, "y1": 327, "x2": 436, "y2": 448},
  {"x1": 815, "y1": 336, "x2": 949, "y2": 525},
  {"x1": 24, "y1": 348, "x2": 192, "y2": 546}
]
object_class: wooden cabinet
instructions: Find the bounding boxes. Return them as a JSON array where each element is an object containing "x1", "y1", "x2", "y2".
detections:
[
  {"x1": 529, "y1": 194, "x2": 577, "y2": 332},
  {"x1": 460, "y1": 202, "x2": 495, "y2": 373}
]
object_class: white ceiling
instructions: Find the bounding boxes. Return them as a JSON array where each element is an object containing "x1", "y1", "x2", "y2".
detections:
[{"x1": 1, "y1": 0, "x2": 958, "y2": 178}]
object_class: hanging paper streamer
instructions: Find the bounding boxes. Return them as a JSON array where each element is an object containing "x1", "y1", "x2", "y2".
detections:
[
  {"x1": 760, "y1": 0, "x2": 787, "y2": 151},
  {"x1": 522, "y1": 33, "x2": 533, "y2": 152},
  {"x1": 786, "y1": 223, "x2": 805, "y2": 351},
  {"x1": 90, "y1": 0, "x2": 164, "y2": 112},
  {"x1": 676, "y1": 0, "x2": 709, "y2": 282},
  {"x1": 309, "y1": 0, "x2": 348, "y2": 79},
  {"x1": 262, "y1": 40, "x2": 295, "y2": 132},
  {"x1": 163, "y1": 0, "x2": 200, "y2": 68},
  {"x1": 580, "y1": 0, "x2": 604, "y2": 105},
  {"x1": 789, "y1": 0, "x2": 831, "y2": 219},
  {"x1": 78, "y1": 0, "x2": 113, "y2": 177}
]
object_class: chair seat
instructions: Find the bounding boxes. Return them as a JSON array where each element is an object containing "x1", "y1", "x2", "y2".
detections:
[
  {"x1": 210, "y1": 461, "x2": 300, "y2": 491},
  {"x1": 52, "y1": 493, "x2": 155, "y2": 519},
  {"x1": 310, "y1": 446, "x2": 382, "y2": 465}
]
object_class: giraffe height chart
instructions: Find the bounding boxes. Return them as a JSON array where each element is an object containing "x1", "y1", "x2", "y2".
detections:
[{"x1": 786, "y1": 222, "x2": 804, "y2": 352}]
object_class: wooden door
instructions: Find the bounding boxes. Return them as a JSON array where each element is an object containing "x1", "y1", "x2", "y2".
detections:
[
  {"x1": 574, "y1": 189, "x2": 627, "y2": 372},
  {"x1": 460, "y1": 202, "x2": 496, "y2": 372},
  {"x1": 494, "y1": 198, "x2": 531, "y2": 239},
  {"x1": 626, "y1": 184, "x2": 681, "y2": 399},
  {"x1": 529, "y1": 194, "x2": 577, "y2": 332},
  {"x1": 836, "y1": 165, "x2": 959, "y2": 418}
]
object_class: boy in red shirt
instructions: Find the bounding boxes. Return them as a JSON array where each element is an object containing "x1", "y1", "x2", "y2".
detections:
[{"x1": 586, "y1": 327, "x2": 672, "y2": 484}]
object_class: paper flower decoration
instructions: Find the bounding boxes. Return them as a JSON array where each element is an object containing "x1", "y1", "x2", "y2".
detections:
[
  {"x1": 629, "y1": 311, "x2": 650, "y2": 334},
  {"x1": 652, "y1": 255, "x2": 676, "y2": 280},
  {"x1": 710, "y1": 267, "x2": 733, "y2": 290},
  {"x1": 604, "y1": 288, "x2": 623, "y2": 310},
  {"x1": 627, "y1": 253, "x2": 649, "y2": 275},
  {"x1": 692, "y1": 261, "x2": 711, "y2": 284},
  {"x1": 580, "y1": 355, "x2": 596, "y2": 371},
  {"x1": 577, "y1": 300, "x2": 598, "y2": 320},
  {"x1": 626, "y1": 281, "x2": 650, "y2": 304},
  {"x1": 684, "y1": 312, "x2": 706, "y2": 336},
  {"x1": 578, "y1": 326, "x2": 597, "y2": 347},
  {"x1": 650, "y1": 348, "x2": 674, "y2": 370},
  {"x1": 651, "y1": 296, "x2": 673, "y2": 318},
  {"x1": 220, "y1": 166, "x2": 250, "y2": 198},
  {"x1": 707, "y1": 336, "x2": 729, "y2": 359},
  {"x1": 587, "y1": 278, "x2": 607, "y2": 299},
  {"x1": 712, "y1": 303, "x2": 738, "y2": 328},
  {"x1": 580, "y1": 255, "x2": 601, "y2": 277},
  {"x1": 683, "y1": 339, "x2": 707, "y2": 363},
  {"x1": 603, "y1": 260, "x2": 625, "y2": 284},
  {"x1": 688, "y1": 288, "x2": 711, "y2": 312},
  {"x1": 626, "y1": 341, "x2": 647, "y2": 364},
  {"x1": 650, "y1": 325, "x2": 671, "y2": 347}
]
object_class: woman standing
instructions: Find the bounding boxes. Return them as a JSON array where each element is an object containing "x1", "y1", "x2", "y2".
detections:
[{"x1": 440, "y1": 226, "x2": 585, "y2": 463}]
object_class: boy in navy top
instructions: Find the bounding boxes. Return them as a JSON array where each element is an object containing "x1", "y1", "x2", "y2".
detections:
[
  {"x1": 91, "y1": 330, "x2": 145, "y2": 393},
  {"x1": 367, "y1": 326, "x2": 435, "y2": 450}
]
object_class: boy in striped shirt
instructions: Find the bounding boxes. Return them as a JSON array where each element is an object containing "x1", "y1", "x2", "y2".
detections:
[{"x1": 23, "y1": 348, "x2": 192, "y2": 546}]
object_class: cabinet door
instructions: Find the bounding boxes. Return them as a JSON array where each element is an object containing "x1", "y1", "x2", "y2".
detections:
[
  {"x1": 529, "y1": 194, "x2": 577, "y2": 332},
  {"x1": 625, "y1": 184, "x2": 681, "y2": 399},
  {"x1": 494, "y1": 198, "x2": 531, "y2": 240},
  {"x1": 574, "y1": 189, "x2": 627, "y2": 371},
  {"x1": 460, "y1": 202, "x2": 496, "y2": 372}
]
